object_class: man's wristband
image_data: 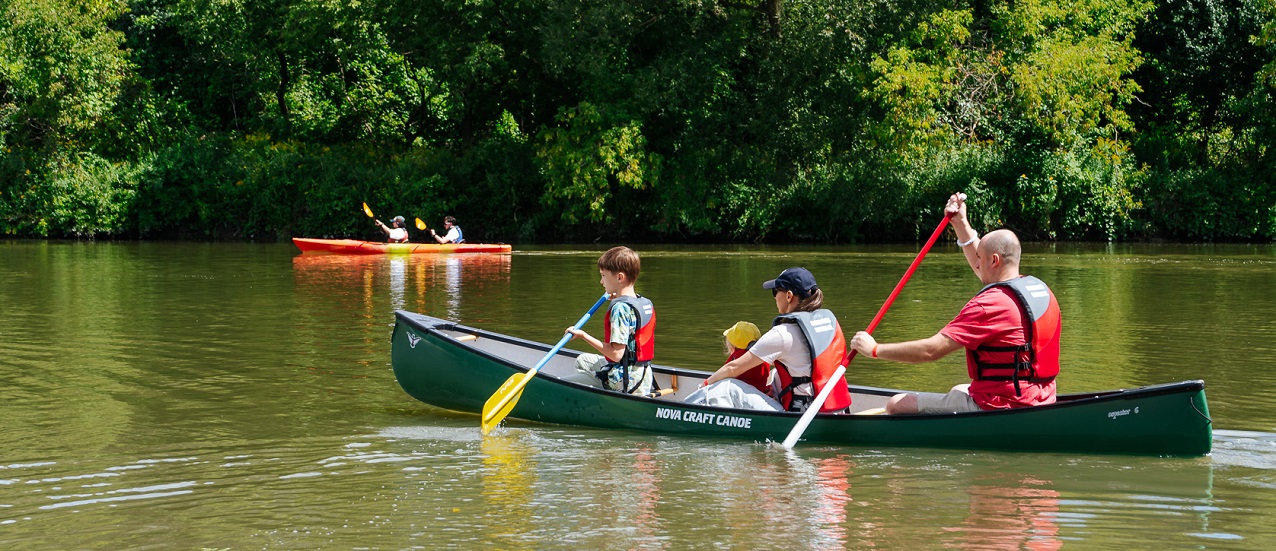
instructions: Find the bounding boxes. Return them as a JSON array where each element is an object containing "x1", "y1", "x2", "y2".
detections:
[
  {"x1": 871, "y1": 344, "x2": 879, "y2": 359},
  {"x1": 957, "y1": 232, "x2": 978, "y2": 247}
]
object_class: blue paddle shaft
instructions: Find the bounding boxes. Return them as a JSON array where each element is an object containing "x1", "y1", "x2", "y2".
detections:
[{"x1": 528, "y1": 293, "x2": 610, "y2": 375}]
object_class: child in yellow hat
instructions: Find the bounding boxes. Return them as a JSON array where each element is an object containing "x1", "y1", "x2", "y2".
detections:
[
  {"x1": 721, "y1": 321, "x2": 772, "y2": 396},
  {"x1": 684, "y1": 321, "x2": 781, "y2": 411}
]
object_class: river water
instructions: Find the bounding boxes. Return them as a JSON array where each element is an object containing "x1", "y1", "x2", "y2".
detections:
[{"x1": 1, "y1": 241, "x2": 1274, "y2": 549}]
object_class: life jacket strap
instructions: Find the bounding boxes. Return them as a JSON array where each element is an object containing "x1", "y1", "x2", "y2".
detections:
[
  {"x1": 778, "y1": 376, "x2": 812, "y2": 412},
  {"x1": 626, "y1": 361, "x2": 652, "y2": 394},
  {"x1": 974, "y1": 343, "x2": 1037, "y2": 397},
  {"x1": 598, "y1": 361, "x2": 652, "y2": 394}
]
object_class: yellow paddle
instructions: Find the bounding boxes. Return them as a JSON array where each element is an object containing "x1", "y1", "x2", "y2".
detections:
[
  {"x1": 481, "y1": 293, "x2": 610, "y2": 435},
  {"x1": 365, "y1": 203, "x2": 427, "y2": 231}
]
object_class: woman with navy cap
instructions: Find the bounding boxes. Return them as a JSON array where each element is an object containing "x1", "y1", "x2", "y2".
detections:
[{"x1": 700, "y1": 267, "x2": 853, "y2": 413}]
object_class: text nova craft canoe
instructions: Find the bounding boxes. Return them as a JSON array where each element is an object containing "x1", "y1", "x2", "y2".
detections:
[
  {"x1": 392, "y1": 311, "x2": 1213, "y2": 456},
  {"x1": 293, "y1": 237, "x2": 512, "y2": 255}
]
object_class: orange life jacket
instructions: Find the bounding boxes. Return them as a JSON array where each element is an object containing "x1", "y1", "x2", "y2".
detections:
[
  {"x1": 771, "y1": 309, "x2": 852, "y2": 412},
  {"x1": 970, "y1": 276, "x2": 1061, "y2": 396},
  {"x1": 604, "y1": 294, "x2": 656, "y2": 363}
]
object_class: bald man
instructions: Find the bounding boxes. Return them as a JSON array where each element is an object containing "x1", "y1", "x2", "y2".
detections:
[{"x1": 849, "y1": 194, "x2": 1062, "y2": 414}]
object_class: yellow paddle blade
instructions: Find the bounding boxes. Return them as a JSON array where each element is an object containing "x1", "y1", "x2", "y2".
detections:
[
  {"x1": 481, "y1": 373, "x2": 529, "y2": 435},
  {"x1": 362, "y1": 202, "x2": 374, "y2": 218},
  {"x1": 415, "y1": 217, "x2": 427, "y2": 230}
]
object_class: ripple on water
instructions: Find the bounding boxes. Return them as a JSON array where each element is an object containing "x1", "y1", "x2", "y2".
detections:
[
  {"x1": 376, "y1": 425, "x2": 485, "y2": 443},
  {"x1": 1212, "y1": 430, "x2": 1276, "y2": 470}
]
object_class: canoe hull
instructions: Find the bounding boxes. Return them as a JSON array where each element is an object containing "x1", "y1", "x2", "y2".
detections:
[
  {"x1": 392, "y1": 311, "x2": 1212, "y2": 456},
  {"x1": 292, "y1": 237, "x2": 511, "y2": 254}
]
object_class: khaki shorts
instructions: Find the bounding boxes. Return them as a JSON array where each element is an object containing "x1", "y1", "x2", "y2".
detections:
[
  {"x1": 914, "y1": 384, "x2": 982, "y2": 414},
  {"x1": 572, "y1": 353, "x2": 653, "y2": 395}
]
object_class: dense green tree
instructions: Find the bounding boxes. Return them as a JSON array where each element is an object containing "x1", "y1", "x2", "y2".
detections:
[
  {"x1": 0, "y1": 0, "x2": 1271, "y2": 241},
  {"x1": 1126, "y1": 0, "x2": 1276, "y2": 240}
]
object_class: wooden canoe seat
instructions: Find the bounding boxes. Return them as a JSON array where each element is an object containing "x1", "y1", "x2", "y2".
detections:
[
  {"x1": 455, "y1": 334, "x2": 478, "y2": 342},
  {"x1": 853, "y1": 407, "x2": 887, "y2": 416}
]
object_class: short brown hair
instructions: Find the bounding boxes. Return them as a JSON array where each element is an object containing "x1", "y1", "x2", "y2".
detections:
[{"x1": 598, "y1": 246, "x2": 641, "y2": 282}]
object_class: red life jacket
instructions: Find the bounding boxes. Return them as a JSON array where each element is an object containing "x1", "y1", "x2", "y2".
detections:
[
  {"x1": 604, "y1": 295, "x2": 656, "y2": 365},
  {"x1": 728, "y1": 348, "x2": 772, "y2": 396},
  {"x1": 771, "y1": 309, "x2": 853, "y2": 412},
  {"x1": 970, "y1": 276, "x2": 1061, "y2": 396}
]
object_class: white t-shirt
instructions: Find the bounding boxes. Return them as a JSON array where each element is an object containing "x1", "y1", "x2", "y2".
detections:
[
  {"x1": 439, "y1": 227, "x2": 461, "y2": 243},
  {"x1": 748, "y1": 323, "x2": 814, "y2": 396},
  {"x1": 388, "y1": 227, "x2": 408, "y2": 242}
]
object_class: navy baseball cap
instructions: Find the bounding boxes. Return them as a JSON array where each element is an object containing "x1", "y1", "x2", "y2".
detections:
[{"x1": 762, "y1": 267, "x2": 819, "y2": 299}]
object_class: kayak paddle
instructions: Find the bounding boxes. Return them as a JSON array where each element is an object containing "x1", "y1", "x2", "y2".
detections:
[
  {"x1": 481, "y1": 293, "x2": 611, "y2": 435},
  {"x1": 367, "y1": 203, "x2": 427, "y2": 231},
  {"x1": 780, "y1": 196, "x2": 963, "y2": 449}
]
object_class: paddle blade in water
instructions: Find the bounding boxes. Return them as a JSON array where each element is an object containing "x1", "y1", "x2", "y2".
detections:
[
  {"x1": 362, "y1": 202, "x2": 374, "y2": 218},
  {"x1": 481, "y1": 373, "x2": 526, "y2": 435},
  {"x1": 415, "y1": 218, "x2": 427, "y2": 230}
]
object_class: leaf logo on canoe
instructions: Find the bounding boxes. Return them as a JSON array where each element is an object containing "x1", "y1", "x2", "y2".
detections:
[{"x1": 407, "y1": 333, "x2": 421, "y2": 348}]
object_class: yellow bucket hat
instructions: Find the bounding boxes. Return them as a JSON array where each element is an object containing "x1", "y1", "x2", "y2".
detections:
[{"x1": 723, "y1": 321, "x2": 762, "y2": 350}]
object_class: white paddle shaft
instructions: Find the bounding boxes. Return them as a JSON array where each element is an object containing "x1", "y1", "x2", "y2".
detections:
[{"x1": 780, "y1": 364, "x2": 846, "y2": 449}]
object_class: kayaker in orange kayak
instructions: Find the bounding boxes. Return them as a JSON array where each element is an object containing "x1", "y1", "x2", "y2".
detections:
[
  {"x1": 428, "y1": 216, "x2": 464, "y2": 244},
  {"x1": 375, "y1": 216, "x2": 410, "y2": 243}
]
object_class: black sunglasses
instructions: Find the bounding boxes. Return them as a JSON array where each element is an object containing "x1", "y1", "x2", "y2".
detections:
[{"x1": 773, "y1": 287, "x2": 811, "y2": 299}]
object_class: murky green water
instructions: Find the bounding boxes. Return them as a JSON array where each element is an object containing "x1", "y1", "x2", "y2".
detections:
[{"x1": 2, "y1": 241, "x2": 1274, "y2": 548}]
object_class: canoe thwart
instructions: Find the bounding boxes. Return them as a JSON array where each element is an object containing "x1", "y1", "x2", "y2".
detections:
[{"x1": 645, "y1": 388, "x2": 676, "y2": 399}]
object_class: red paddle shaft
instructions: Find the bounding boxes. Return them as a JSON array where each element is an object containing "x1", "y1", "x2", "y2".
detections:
[{"x1": 848, "y1": 213, "x2": 954, "y2": 361}]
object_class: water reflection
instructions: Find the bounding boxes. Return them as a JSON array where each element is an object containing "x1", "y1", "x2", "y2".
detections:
[
  {"x1": 811, "y1": 453, "x2": 853, "y2": 548},
  {"x1": 5, "y1": 242, "x2": 1276, "y2": 548},
  {"x1": 771, "y1": 447, "x2": 1223, "y2": 548},
  {"x1": 574, "y1": 441, "x2": 667, "y2": 549},
  {"x1": 290, "y1": 253, "x2": 512, "y2": 322},
  {"x1": 445, "y1": 256, "x2": 462, "y2": 319},
  {"x1": 479, "y1": 433, "x2": 537, "y2": 549},
  {"x1": 630, "y1": 444, "x2": 664, "y2": 545},
  {"x1": 389, "y1": 257, "x2": 406, "y2": 310},
  {"x1": 944, "y1": 474, "x2": 1061, "y2": 550}
]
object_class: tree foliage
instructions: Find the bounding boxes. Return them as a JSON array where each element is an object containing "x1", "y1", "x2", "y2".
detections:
[{"x1": 0, "y1": 0, "x2": 1272, "y2": 241}]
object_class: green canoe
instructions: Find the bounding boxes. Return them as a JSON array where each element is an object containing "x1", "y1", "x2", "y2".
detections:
[{"x1": 392, "y1": 311, "x2": 1212, "y2": 456}]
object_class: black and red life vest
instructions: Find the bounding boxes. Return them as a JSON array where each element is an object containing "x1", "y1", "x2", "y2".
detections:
[
  {"x1": 603, "y1": 294, "x2": 656, "y2": 366},
  {"x1": 771, "y1": 309, "x2": 853, "y2": 412},
  {"x1": 969, "y1": 275, "x2": 1061, "y2": 396}
]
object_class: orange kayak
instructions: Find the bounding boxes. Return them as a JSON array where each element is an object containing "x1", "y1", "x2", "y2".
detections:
[{"x1": 292, "y1": 238, "x2": 512, "y2": 255}]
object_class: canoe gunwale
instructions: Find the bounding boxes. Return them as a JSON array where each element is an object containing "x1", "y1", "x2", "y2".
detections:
[{"x1": 393, "y1": 310, "x2": 1209, "y2": 422}]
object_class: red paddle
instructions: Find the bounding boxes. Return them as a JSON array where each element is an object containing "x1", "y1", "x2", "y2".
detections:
[{"x1": 781, "y1": 198, "x2": 961, "y2": 449}]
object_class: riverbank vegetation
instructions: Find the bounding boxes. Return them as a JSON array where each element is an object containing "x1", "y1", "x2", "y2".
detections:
[{"x1": 2, "y1": 0, "x2": 1274, "y2": 242}]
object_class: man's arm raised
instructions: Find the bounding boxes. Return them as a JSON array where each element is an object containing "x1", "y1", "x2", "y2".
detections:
[{"x1": 946, "y1": 193, "x2": 980, "y2": 275}]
